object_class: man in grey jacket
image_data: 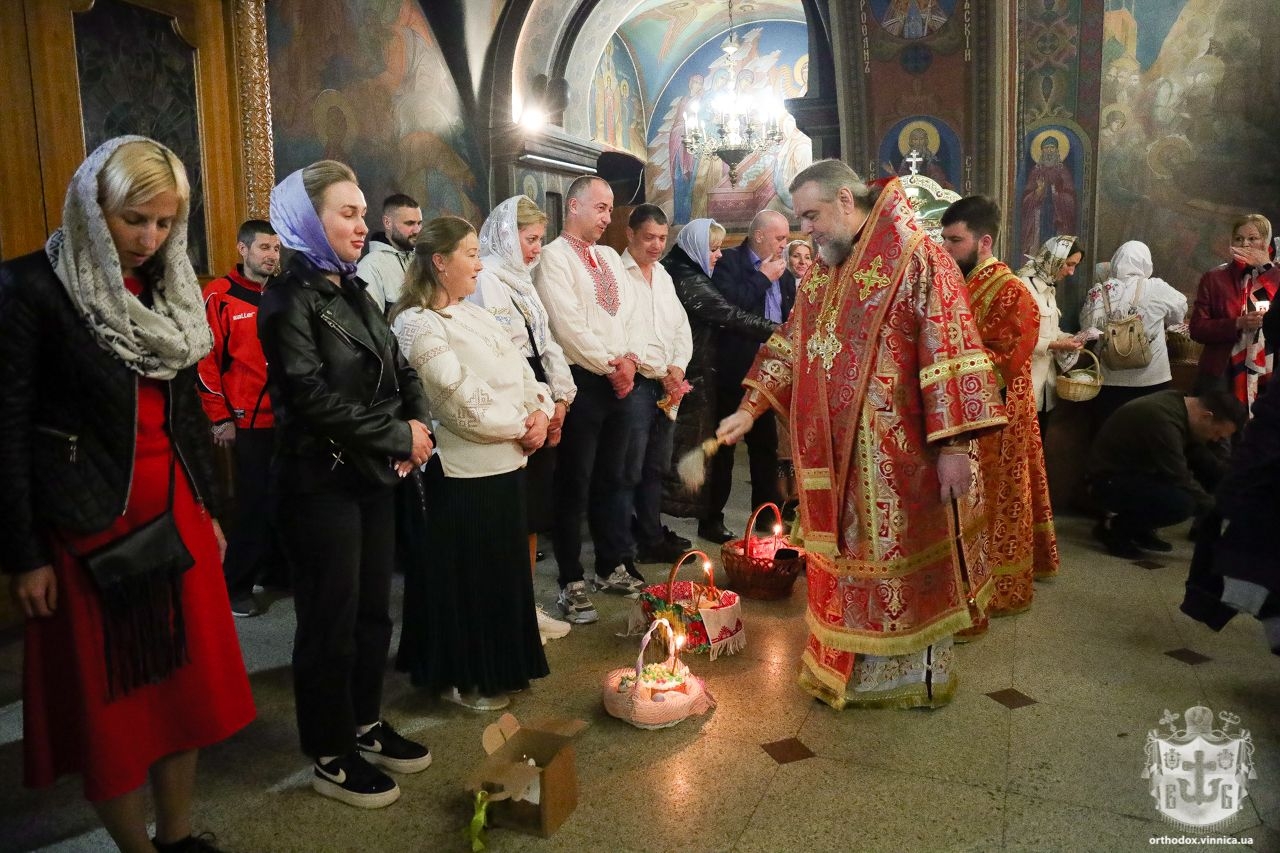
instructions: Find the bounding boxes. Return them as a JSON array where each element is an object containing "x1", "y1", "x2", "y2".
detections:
[{"x1": 356, "y1": 193, "x2": 422, "y2": 314}]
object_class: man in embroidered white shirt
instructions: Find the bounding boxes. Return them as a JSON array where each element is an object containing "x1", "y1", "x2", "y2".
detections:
[
  {"x1": 534, "y1": 176, "x2": 653, "y2": 623},
  {"x1": 620, "y1": 204, "x2": 694, "y2": 564}
]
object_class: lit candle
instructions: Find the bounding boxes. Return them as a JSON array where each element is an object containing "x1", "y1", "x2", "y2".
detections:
[
  {"x1": 703, "y1": 559, "x2": 718, "y2": 602},
  {"x1": 773, "y1": 523, "x2": 783, "y2": 555}
]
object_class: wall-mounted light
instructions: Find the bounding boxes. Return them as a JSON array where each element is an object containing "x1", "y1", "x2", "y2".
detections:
[{"x1": 520, "y1": 73, "x2": 570, "y2": 132}]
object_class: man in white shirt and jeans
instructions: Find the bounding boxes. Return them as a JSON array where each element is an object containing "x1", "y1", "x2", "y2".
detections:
[
  {"x1": 534, "y1": 176, "x2": 654, "y2": 623},
  {"x1": 620, "y1": 204, "x2": 694, "y2": 564}
]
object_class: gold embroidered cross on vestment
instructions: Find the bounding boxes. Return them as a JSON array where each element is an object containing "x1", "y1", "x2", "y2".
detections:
[
  {"x1": 802, "y1": 264, "x2": 830, "y2": 303},
  {"x1": 852, "y1": 255, "x2": 891, "y2": 301}
]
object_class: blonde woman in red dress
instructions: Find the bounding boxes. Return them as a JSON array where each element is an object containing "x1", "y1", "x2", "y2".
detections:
[{"x1": 0, "y1": 137, "x2": 254, "y2": 852}]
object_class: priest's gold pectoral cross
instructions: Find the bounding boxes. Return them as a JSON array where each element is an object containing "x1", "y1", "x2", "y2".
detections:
[
  {"x1": 806, "y1": 321, "x2": 842, "y2": 372},
  {"x1": 853, "y1": 256, "x2": 891, "y2": 300}
]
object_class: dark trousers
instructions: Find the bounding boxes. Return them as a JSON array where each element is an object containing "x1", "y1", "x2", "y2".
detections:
[
  {"x1": 278, "y1": 483, "x2": 395, "y2": 758},
  {"x1": 552, "y1": 368, "x2": 656, "y2": 586},
  {"x1": 635, "y1": 400, "x2": 677, "y2": 548},
  {"x1": 706, "y1": 385, "x2": 780, "y2": 524},
  {"x1": 1090, "y1": 472, "x2": 1196, "y2": 533},
  {"x1": 222, "y1": 427, "x2": 286, "y2": 598}
]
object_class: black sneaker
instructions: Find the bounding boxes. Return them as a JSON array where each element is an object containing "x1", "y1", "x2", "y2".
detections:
[
  {"x1": 356, "y1": 720, "x2": 432, "y2": 774},
  {"x1": 153, "y1": 833, "x2": 224, "y2": 853},
  {"x1": 1131, "y1": 529, "x2": 1173, "y2": 553},
  {"x1": 1092, "y1": 521, "x2": 1142, "y2": 559},
  {"x1": 312, "y1": 752, "x2": 400, "y2": 809},
  {"x1": 230, "y1": 596, "x2": 261, "y2": 618}
]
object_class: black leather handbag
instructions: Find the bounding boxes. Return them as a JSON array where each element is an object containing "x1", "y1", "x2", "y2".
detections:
[{"x1": 76, "y1": 456, "x2": 194, "y2": 589}]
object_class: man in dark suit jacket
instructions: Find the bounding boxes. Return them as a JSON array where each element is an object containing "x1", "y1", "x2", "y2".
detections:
[{"x1": 700, "y1": 209, "x2": 796, "y2": 541}]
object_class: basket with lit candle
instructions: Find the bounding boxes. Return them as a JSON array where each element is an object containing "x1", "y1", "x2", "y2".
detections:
[
  {"x1": 602, "y1": 617, "x2": 715, "y2": 730},
  {"x1": 632, "y1": 550, "x2": 745, "y2": 660},
  {"x1": 720, "y1": 503, "x2": 807, "y2": 600}
]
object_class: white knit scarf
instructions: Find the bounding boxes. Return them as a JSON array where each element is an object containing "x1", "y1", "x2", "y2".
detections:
[{"x1": 45, "y1": 135, "x2": 211, "y2": 379}]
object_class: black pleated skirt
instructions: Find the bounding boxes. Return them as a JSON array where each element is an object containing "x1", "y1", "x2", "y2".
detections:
[{"x1": 395, "y1": 458, "x2": 549, "y2": 695}]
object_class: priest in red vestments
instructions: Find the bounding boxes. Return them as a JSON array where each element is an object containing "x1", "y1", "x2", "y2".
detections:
[
  {"x1": 718, "y1": 161, "x2": 1007, "y2": 710},
  {"x1": 941, "y1": 197, "x2": 1059, "y2": 637}
]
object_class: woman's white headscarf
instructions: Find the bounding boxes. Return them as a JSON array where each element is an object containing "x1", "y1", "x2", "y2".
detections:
[
  {"x1": 676, "y1": 218, "x2": 718, "y2": 277},
  {"x1": 45, "y1": 135, "x2": 210, "y2": 379},
  {"x1": 476, "y1": 195, "x2": 551, "y2": 353}
]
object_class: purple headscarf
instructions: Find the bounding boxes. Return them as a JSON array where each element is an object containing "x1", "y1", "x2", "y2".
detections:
[{"x1": 269, "y1": 167, "x2": 358, "y2": 276}]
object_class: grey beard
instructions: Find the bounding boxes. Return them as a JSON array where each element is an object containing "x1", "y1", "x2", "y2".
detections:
[{"x1": 819, "y1": 233, "x2": 854, "y2": 267}]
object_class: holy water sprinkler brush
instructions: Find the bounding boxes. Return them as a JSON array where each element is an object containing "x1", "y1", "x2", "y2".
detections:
[{"x1": 676, "y1": 437, "x2": 722, "y2": 492}]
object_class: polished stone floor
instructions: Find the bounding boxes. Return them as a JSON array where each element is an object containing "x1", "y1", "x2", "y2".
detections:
[{"x1": 2, "y1": 464, "x2": 1278, "y2": 853}]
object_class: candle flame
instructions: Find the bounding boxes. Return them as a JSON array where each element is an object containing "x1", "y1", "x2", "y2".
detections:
[{"x1": 773, "y1": 524, "x2": 783, "y2": 535}]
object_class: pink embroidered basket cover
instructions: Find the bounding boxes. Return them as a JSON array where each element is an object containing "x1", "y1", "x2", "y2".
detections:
[
  {"x1": 602, "y1": 617, "x2": 715, "y2": 730},
  {"x1": 636, "y1": 550, "x2": 744, "y2": 659},
  {"x1": 721, "y1": 503, "x2": 806, "y2": 600}
]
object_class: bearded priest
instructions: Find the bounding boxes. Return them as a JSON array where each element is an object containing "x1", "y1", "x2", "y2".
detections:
[
  {"x1": 717, "y1": 161, "x2": 1007, "y2": 710},
  {"x1": 941, "y1": 196, "x2": 1060, "y2": 639}
]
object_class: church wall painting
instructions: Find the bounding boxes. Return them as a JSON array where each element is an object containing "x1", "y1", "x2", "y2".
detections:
[
  {"x1": 266, "y1": 0, "x2": 485, "y2": 228},
  {"x1": 1015, "y1": 122, "x2": 1089, "y2": 258},
  {"x1": 1093, "y1": 0, "x2": 1280, "y2": 296},
  {"x1": 876, "y1": 115, "x2": 961, "y2": 190},
  {"x1": 1015, "y1": 0, "x2": 1104, "y2": 328},
  {"x1": 644, "y1": 20, "x2": 811, "y2": 229},
  {"x1": 589, "y1": 34, "x2": 649, "y2": 161},
  {"x1": 868, "y1": 0, "x2": 959, "y2": 41}
]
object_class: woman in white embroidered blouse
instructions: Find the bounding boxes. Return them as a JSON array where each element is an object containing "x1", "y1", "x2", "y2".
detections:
[
  {"x1": 1080, "y1": 240, "x2": 1188, "y2": 425},
  {"x1": 468, "y1": 197, "x2": 576, "y2": 642},
  {"x1": 390, "y1": 216, "x2": 553, "y2": 712}
]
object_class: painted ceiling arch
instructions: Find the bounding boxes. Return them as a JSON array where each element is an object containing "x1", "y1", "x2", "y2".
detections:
[{"x1": 507, "y1": 0, "x2": 804, "y2": 136}]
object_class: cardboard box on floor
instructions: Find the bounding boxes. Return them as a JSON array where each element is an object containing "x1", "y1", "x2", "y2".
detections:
[{"x1": 466, "y1": 713, "x2": 588, "y2": 838}]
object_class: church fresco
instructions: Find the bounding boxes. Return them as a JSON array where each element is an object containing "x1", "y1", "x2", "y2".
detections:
[
  {"x1": 1094, "y1": 0, "x2": 1280, "y2": 295},
  {"x1": 869, "y1": 0, "x2": 958, "y2": 41},
  {"x1": 876, "y1": 115, "x2": 961, "y2": 189},
  {"x1": 1017, "y1": 123, "x2": 1087, "y2": 257},
  {"x1": 588, "y1": 35, "x2": 649, "y2": 161},
  {"x1": 267, "y1": 0, "x2": 485, "y2": 227},
  {"x1": 644, "y1": 20, "x2": 811, "y2": 228}
]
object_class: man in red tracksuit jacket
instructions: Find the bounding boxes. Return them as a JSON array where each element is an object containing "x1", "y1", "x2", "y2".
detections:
[{"x1": 198, "y1": 219, "x2": 284, "y2": 616}]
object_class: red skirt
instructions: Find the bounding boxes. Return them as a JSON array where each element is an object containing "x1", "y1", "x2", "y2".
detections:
[{"x1": 23, "y1": 442, "x2": 255, "y2": 802}]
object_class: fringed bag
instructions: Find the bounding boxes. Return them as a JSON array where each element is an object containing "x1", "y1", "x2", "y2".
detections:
[{"x1": 69, "y1": 455, "x2": 194, "y2": 699}]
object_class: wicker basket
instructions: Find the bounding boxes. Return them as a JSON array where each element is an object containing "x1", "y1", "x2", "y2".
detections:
[
  {"x1": 1166, "y1": 330, "x2": 1203, "y2": 365},
  {"x1": 1055, "y1": 348, "x2": 1102, "y2": 403},
  {"x1": 602, "y1": 617, "x2": 715, "y2": 730},
  {"x1": 721, "y1": 503, "x2": 807, "y2": 600},
  {"x1": 636, "y1": 550, "x2": 745, "y2": 658}
]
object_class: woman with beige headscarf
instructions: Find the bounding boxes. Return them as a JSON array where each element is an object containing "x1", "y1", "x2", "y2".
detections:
[{"x1": 1017, "y1": 235, "x2": 1085, "y2": 419}]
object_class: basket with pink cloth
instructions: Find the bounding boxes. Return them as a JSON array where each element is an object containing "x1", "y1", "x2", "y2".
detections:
[{"x1": 602, "y1": 617, "x2": 715, "y2": 730}]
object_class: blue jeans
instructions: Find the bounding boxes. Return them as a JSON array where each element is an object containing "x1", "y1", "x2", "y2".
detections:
[
  {"x1": 635, "y1": 389, "x2": 677, "y2": 548},
  {"x1": 552, "y1": 369, "x2": 656, "y2": 585}
]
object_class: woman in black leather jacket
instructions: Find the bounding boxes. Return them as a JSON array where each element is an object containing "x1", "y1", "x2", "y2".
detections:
[
  {"x1": 258, "y1": 160, "x2": 433, "y2": 810},
  {"x1": 660, "y1": 218, "x2": 776, "y2": 520},
  {"x1": 0, "y1": 136, "x2": 253, "y2": 853}
]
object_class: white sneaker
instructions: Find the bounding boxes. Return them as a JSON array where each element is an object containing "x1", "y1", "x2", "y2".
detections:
[
  {"x1": 557, "y1": 581, "x2": 599, "y2": 624},
  {"x1": 441, "y1": 687, "x2": 510, "y2": 711},
  {"x1": 592, "y1": 565, "x2": 645, "y2": 597},
  {"x1": 536, "y1": 604, "x2": 571, "y2": 640}
]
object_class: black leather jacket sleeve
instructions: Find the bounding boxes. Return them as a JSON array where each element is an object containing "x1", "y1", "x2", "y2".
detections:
[
  {"x1": 259, "y1": 274, "x2": 413, "y2": 459},
  {"x1": 0, "y1": 259, "x2": 51, "y2": 574},
  {"x1": 668, "y1": 256, "x2": 776, "y2": 342}
]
